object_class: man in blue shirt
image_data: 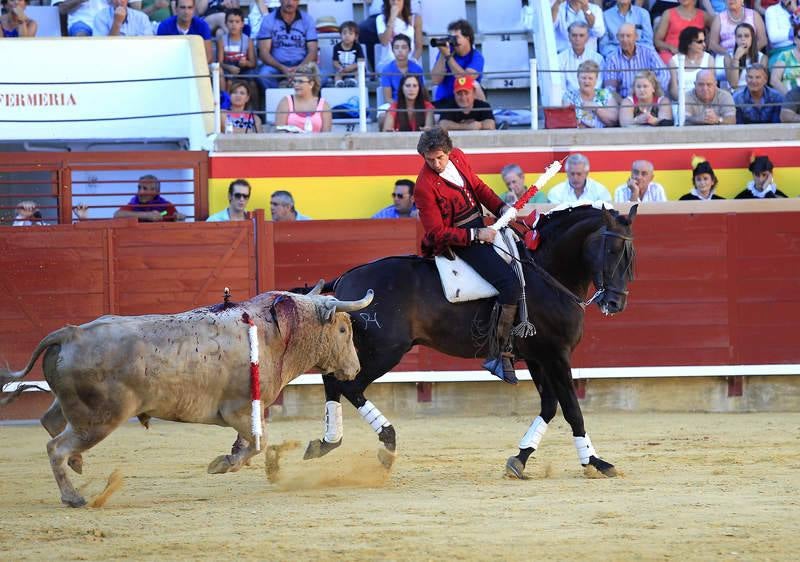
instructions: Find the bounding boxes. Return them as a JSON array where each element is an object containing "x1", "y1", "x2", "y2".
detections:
[
  {"x1": 372, "y1": 179, "x2": 418, "y2": 219},
  {"x1": 257, "y1": 0, "x2": 318, "y2": 90},
  {"x1": 157, "y1": 0, "x2": 212, "y2": 62},
  {"x1": 734, "y1": 64, "x2": 784, "y2": 124},
  {"x1": 380, "y1": 34, "x2": 424, "y2": 103},
  {"x1": 600, "y1": 0, "x2": 653, "y2": 58},
  {"x1": 430, "y1": 19, "x2": 485, "y2": 103}
]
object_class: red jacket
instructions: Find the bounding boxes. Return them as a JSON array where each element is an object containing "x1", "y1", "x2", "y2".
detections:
[{"x1": 414, "y1": 147, "x2": 505, "y2": 256}]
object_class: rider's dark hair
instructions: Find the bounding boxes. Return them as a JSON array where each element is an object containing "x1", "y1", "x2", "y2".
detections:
[{"x1": 417, "y1": 127, "x2": 453, "y2": 155}]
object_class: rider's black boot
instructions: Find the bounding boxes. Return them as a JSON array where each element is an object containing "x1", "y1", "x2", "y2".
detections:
[{"x1": 482, "y1": 303, "x2": 518, "y2": 385}]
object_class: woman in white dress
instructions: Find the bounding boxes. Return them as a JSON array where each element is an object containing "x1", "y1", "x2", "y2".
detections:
[{"x1": 375, "y1": 0, "x2": 423, "y2": 70}]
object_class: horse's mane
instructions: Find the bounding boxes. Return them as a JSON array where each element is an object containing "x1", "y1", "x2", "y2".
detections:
[{"x1": 535, "y1": 204, "x2": 619, "y2": 235}]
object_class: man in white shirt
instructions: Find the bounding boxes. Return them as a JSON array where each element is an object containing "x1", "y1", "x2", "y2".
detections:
[
  {"x1": 551, "y1": 0, "x2": 605, "y2": 53},
  {"x1": 52, "y1": 0, "x2": 107, "y2": 35},
  {"x1": 207, "y1": 179, "x2": 251, "y2": 222},
  {"x1": 614, "y1": 160, "x2": 668, "y2": 202},
  {"x1": 94, "y1": 0, "x2": 153, "y2": 36},
  {"x1": 558, "y1": 21, "x2": 604, "y2": 92},
  {"x1": 547, "y1": 153, "x2": 611, "y2": 204}
]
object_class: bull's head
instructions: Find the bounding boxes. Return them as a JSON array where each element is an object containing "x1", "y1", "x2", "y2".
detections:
[{"x1": 313, "y1": 290, "x2": 374, "y2": 380}]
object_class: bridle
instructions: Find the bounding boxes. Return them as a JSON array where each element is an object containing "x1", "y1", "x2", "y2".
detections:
[{"x1": 592, "y1": 227, "x2": 635, "y2": 305}]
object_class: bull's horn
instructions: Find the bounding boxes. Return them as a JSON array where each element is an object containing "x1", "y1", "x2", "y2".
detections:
[
  {"x1": 326, "y1": 289, "x2": 374, "y2": 312},
  {"x1": 308, "y1": 279, "x2": 325, "y2": 296}
]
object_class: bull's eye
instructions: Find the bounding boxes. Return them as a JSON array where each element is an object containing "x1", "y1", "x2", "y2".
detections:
[{"x1": 339, "y1": 326, "x2": 346, "y2": 334}]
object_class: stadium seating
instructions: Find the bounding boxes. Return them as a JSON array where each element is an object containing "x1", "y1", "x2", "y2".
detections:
[
  {"x1": 264, "y1": 87, "x2": 294, "y2": 125},
  {"x1": 475, "y1": 0, "x2": 526, "y2": 35},
  {"x1": 304, "y1": 0, "x2": 355, "y2": 26},
  {"x1": 480, "y1": 37, "x2": 531, "y2": 90},
  {"x1": 419, "y1": 0, "x2": 466, "y2": 36}
]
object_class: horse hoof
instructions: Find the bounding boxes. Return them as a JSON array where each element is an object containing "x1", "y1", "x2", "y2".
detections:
[
  {"x1": 505, "y1": 456, "x2": 527, "y2": 479},
  {"x1": 207, "y1": 454, "x2": 233, "y2": 474},
  {"x1": 68, "y1": 455, "x2": 83, "y2": 475},
  {"x1": 588, "y1": 456, "x2": 618, "y2": 477},
  {"x1": 62, "y1": 495, "x2": 87, "y2": 508},
  {"x1": 378, "y1": 425, "x2": 396, "y2": 452},
  {"x1": 303, "y1": 438, "x2": 341, "y2": 460},
  {"x1": 377, "y1": 447, "x2": 396, "y2": 469}
]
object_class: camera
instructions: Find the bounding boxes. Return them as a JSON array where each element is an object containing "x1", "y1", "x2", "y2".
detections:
[{"x1": 429, "y1": 35, "x2": 458, "y2": 48}]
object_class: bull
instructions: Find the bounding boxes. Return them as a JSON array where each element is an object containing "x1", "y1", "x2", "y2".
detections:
[{"x1": 0, "y1": 287, "x2": 373, "y2": 507}]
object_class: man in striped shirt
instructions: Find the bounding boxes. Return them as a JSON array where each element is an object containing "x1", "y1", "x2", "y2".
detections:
[{"x1": 602, "y1": 23, "x2": 669, "y2": 99}]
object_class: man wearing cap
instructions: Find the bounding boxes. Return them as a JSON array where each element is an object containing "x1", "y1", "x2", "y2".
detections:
[{"x1": 437, "y1": 75, "x2": 495, "y2": 131}]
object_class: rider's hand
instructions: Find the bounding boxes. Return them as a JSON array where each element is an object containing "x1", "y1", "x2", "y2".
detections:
[{"x1": 476, "y1": 228, "x2": 497, "y2": 244}]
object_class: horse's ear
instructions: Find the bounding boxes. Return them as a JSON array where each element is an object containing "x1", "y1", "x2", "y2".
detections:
[
  {"x1": 627, "y1": 204, "x2": 638, "y2": 224},
  {"x1": 601, "y1": 206, "x2": 616, "y2": 227}
]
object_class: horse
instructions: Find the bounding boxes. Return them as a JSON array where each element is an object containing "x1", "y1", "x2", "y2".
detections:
[{"x1": 301, "y1": 203, "x2": 637, "y2": 478}]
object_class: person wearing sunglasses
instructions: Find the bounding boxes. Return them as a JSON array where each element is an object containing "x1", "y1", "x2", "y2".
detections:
[
  {"x1": 372, "y1": 179, "x2": 418, "y2": 218},
  {"x1": 668, "y1": 26, "x2": 714, "y2": 100},
  {"x1": 207, "y1": 179, "x2": 252, "y2": 221},
  {"x1": 114, "y1": 174, "x2": 186, "y2": 222}
]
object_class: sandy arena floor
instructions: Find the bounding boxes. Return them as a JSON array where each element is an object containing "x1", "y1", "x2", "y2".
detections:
[{"x1": 1, "y1": 411, "x2": 798, "y2": 561}]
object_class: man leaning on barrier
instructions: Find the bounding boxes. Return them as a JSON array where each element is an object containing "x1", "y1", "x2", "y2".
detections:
[{"x1": 114, "y1": 175, "x2": 186, "y2": 222}]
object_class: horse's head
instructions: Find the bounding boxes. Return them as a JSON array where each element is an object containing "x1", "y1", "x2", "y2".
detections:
[{"x1": 585, "y1": 205, "x2": 637, "y2": 315}]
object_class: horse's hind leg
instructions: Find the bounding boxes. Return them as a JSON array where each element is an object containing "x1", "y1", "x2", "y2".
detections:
[{"x1": 41, "y1": 399, "x2": 84, "y2": 474}]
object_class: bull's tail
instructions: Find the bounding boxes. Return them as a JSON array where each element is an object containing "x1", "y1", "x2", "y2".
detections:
[{"x1": 0, "y1": 326, "x2": 73, "y2": 406}]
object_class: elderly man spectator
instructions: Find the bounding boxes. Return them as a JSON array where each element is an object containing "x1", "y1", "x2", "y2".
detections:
[
  {"x1": 372, "y1": 179, "x2": 418, "y2": 219},
  {"x1": 547, "y1": 154, "x2": 611, "y2": 204},
  {"x1": 256, "y1": 0, "x2": 318, "y2": 90},
  {"x1": 603, "y1": 23, "x2": 669, "y2": 99},
  {"x1": 114, "y1": 175, "x2": 186, "y2": 222},
  {"x1": 157, "y1": 0, "x2": 212, "y2": 62},
  {"x1": 780, "y1": 85, "x2": 800, "y2": 122},
  {"x1": 51, "y1": 0, "x2": 107, "y2": 35},
  {"x1": 430, "y1": 19, "x2": 485, "y2": 103},
  {"x1": 270, "y1": 190, "x2": 311, "y2": 221},
  {"x1": 559, "y1": 22, "x2": 605, "y2": 93},
  {"x1": 437, "y1": 75, "x2": 495, "y2": 131},
  {"x1": 94, "y1": 0, "x2": 153, "y2": 36},
  {"x1": 500, "y1": 163, "x2": 548, "y2": 205},
  {"x1": 733, "y1": 64, "x2": 785, "y2": 124},
  {"x1": 685, "y1": 69, "x2": 737, "y2": 125},
  {"x1": 600, "y1": 0, "x2": 654, "y2": 58},
  {"x1": 207, "y1": 179, "x2": 251, "y2": 222},
  {"x1": 614, "y1": 160, "x2": 668, "y2": 203},
  {"x1": 551, "y1": 0, "x2": 605, "y2": 53}
]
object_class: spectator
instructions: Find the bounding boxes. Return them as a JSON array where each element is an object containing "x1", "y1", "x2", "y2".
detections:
[
  {"x1": 500, "y1": 164, "x2": 548, "y2": 205},
  {"x1": 12, "y1": 201, "x2": 45, "y2": 226},
  {"x1": 333, "y1": 21, "x2": 365, "y2": 87},
  {"x1": 194, "y1": 0, "x2": 235, "y2": 37},
  {"x1": 667, "y1": 27, "x2": 713, "y2": 100},
  {"x1": 614, "y1": 160, "x2": 668, "y2": 202},
  {"x1": 1, "y1": 0, "x2": 37, "y2": 36},
  {"x1": 256, "y1": 0, "x2": 318, "y2": 90},
  {"x1": 684, "y1": 69, "x2": 737, "y2": 125},
  {"x1": 551, "y1": 0, "x2": 605, "y2": 54},
  {"x1": 547, "y1": 153, "x2": 612, "y2": 204},
  {"x1": 270, "y1": 190, "x2": 310, "y2": 221},
  {"x1": 380, "y1": 34, "x2": 424, "y2": 103},
  {"x1": 755, "y1": 0, "x2": 781, "y2": 18},
  {"x1": 708, "y1": 0, "x2": 768, "y2": 61},
  {"x1": 73, "y1": 203, "x2": 90, "y2": 221},
  {"x1": 114, "y1": 175, "x2": 186, "y2": 222},
  {"x1": 437, "y1": 75, "x2": 495, "y2": 131},
  {"x1": 51, "y1": 0, "x2": 107, "y2": 36},
  {"x1": 562, "y1": 60, "x2": 619, "y2": 128},
  {"x1": 382, "y1": 74, "x2": 434, "y2": 132},
  {"x1": 375, "y1": 0, "x2": 423, "y2": 70},
  {"x1": 735, "y1": 155, "x2": 787, "y2": 198},
  {"x1": 372, "y1": 179, "x2": 418, "y2": 218},
  {"x1": 207, "y1": 179, "x2": 252, "y2": 221},
  {"x1": 734, "y1": 63, "x2": 784, "y2": 123},
  {"x1": 217, "y1": 8, "x2": 256, "y2": 80},
  {"x1": 723, "y1": 23, "x2": 767, "y2": 90},
  {"x1": 132, "y1": 0, "x2": 171, "y2": 25},
  {"x1": 654, "y1": 0, "x2": 711, "y2": 64},
  {"x1": 94, "y1": 0, "x2": 153, "y2": 36},
  {"x1": 620, "y1": 70, "x2": 674, "y2": 126},
  {"x1": 769, "y1": 27, "x2": 800, "y2": 94},
  {"x1": 274, "y1": 62, "x2": 332, "y2": 133},
  {"x1": 222, "y1": 80, "x2": 263, "y2": 133},
  {"x1": 679, "y1": 159, "x2": 725, "y2": 200},
  {"x1": 765, "y1": 0, "x2": 800, "y2": 67},
  {"x1": 558, "y1": 22, "x2": 605, "y2": 93},
  {"x1": 604, "y1": 24, "x2": 669, "y2": 99},
  {"x1": 780, "y1": 83, "x2": 800, "y2": 122},
  {"x1": 430, "y1": 19, "x2": 486, "y2": 104},
  {"x1": 600, "y1": 0, "x2": 653, "y2": 58},
  {"x1": 157, "y1": 0, "x2": 212, "y2": 63}
]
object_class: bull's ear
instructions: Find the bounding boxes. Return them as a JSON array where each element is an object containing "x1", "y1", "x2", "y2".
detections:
[{"x1": 627, "y1": 204, "x2": 638, "y2": 223}]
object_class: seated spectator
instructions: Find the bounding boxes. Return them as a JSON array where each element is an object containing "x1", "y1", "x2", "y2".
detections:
[
  {"x1": 131, "y1": 0, "x2": 171, "y2": 25},
  {"x1": 372, "y1": 179, "x2": 418, "y2": 218},
  {"x1": 430, "y1": 19, "x2": 486, "y2": 104},
  {"x1": 620, "y1": 70, "x2": 674, "y2": 126},
  {"x1": 217, "y1": 8, "x2": 256, "y2": 81},
  {"x1": 207, "y1": 179, "x2": 252, "y2": 221},
  {"x1": 52, "y1": 0, "x2": 107, "y2": 36},
  {"x1": 559, "y1": 22, "x2": 605, "y2": 93},
  {"x1": 679, "y1": 159, "x2": 725, "y2": 200},
  {"x1": 1, "y1": 0, "x2": 37, "y2": 37},
  {"x1": 604, "y1": 23, "x2": 670, "y2": 99},
  {"x1": 551, "y1": 0, "x2": 605, "y2": 54},
  {"x1": 708, "y1": 0, "x2": 768, "y2": 63},
  {"x1": 73, "y1": 203, "x2": 90, "y2": 221},
  {"x1": 12, "y1": 201, "x2": 45, "y2": 226},
  {"x1": 380, "y1": 34, "x2": 424, "y2": 104},
  {"x1": 769, "y1": 27, "x2": 800, "y2": 95},
  {"x1": 194, "y1": 0, "x2": 236, "y2": 38},
  {"x1": 600, "y1": 0, "x2": 653, "y2": 58},
  {"x1": 780, "y1": 83, "x2": 800, "y2": 121},
  {"x1": 382, "y1": 74, "x2": 434, "y2": 132},
  {"x1": 765, "y1": 0, "x2": 800, "y2": 66},
  {"x1": 437, "y1": 75, "x2": 495, "y2": 131},
  {"x1": 270, "y1": 190, "x2": 310, "y2": 221},
  {"x1": 157, "y1": 0, "x2": 212, "y2": 62},
  {"x1": 375, "y1": 0, "x2": 423, "y2": 70},
  {"x1": 723, "y1": 23, "x2": 767, "y2": 90},
  {"x1": 500, "y1": 164, "x2": 548, "y2": 205},
  {"x1": 256, "y1": 0, "x2": 317, "y2": 90},
  {"x1": 614, "y1": 160, "x2": 668, "y2": 202},
  {"x1": 654, "y1": 0, "x2": 711, "y2": 64},
  {"x1": 333, "y1": 21, "x2": 365, "y2": 87},
  {"x1": 275, "y1": 62, "x2": 332, "y2": 133},
  {"x1": 562, "y1": 60, "x2": 619, "y2": 128},
  {"x1": 222, "y1": 80, "x2": 263, "y2": 133},
  {"x1": 547, "y1": 153, "x2": 612, "y2": 204},
  {"x1": 735, "y1": 155, "x2": 787, "y2": 198},
  {"x1": 114, "y1": 175, "x2": 186, "y2": 222},
  {"x1": 734, "y1": 63, "x2": 784, "y2": 124},
  {"x1": 95, "y1": 0, "x2": 153, "y2": 36},
  {"x1": 668, "y1": 27, "x2": 713, "y2": 100},
  {"x1": 684, "y1": 69, "x2": 737, "y2": 125},
  {"x1": 754, "y1": 0, "x2": 781, "y2": 18}
]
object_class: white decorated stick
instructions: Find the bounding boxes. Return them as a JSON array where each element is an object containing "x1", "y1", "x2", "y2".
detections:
[{"x1": 490, "y1": 158, "x2": 564, "y2": 231}]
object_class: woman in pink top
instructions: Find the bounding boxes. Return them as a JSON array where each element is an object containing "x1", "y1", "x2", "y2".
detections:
[
  {"x1": 708, "y1": 0, "x2": 767, "y2": 57},
  {"x1": 654, "y1": 0, "x2": 712, "y2": 64},
  {"x1": 275, "y1": 62, "x2": 332, "y2": 133}
]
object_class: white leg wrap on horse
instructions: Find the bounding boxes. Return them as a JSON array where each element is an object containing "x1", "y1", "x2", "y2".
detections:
[
  {"x1": 358, "y1": 400, "x2": 389, "y2": 433},
  {"x1": 323, "y1": 401, "x2": 343, "y2": 443},
  {"x1": 574, "y1": 434, "x2": 597, "y2": 465},
  {"x1": 519, "y1": 416, "x2": 548, "y2": 450}
]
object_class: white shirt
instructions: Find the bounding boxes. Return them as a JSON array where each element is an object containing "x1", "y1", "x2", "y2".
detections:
[
  {"x1": 376, "y1": 13, "x2": 418, "y2": 69},
  {"x1": 548, "y1": 177, "x2": 611, "y2": 204},
  {"x1": 552, "y1": 1, "x2": 606, "y2": 54},
  {"x1": 614, "y1": 182, "x2": 667, "y2": 203},
  {"x1": 439, "y1": 161, "x2": 464, "y2": 187},
  {"x1": 52, "y1": 0, "x2": 108, "y2": 31},
  {"x1": 558, "y1": 47, "x2": 604, "y2": 92}
]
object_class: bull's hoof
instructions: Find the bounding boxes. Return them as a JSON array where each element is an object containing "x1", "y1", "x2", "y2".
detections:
[
  {"x1": 303, "y1": 438, "x2": 341, "y2": 460},
  {"x1": 264, "y1": 447, "x2": 280, "y2": 483},
  {"x1": 68, "y1": 454, "x2": 83, "y2": 475},
  {"x1": 377, "y1": 447, "x2": 396, "y2": 469},
  {"x1": 378, "y1": 425, "x2": 396, "y2": 452},
  {"x1": 587, "y1": 456, "x2": 618, "y2": 477},
  {"x1": 62, "y1": 495, "x2": 87, "y2": 508},
  {"x1": 207, "y1": 454, "x2": 234, "y2": 474},
  {"x1": 505, "y1": 456, "x2": 527, "y2": 479}
]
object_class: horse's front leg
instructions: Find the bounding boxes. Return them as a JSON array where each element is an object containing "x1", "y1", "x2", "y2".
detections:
[{"x1": 303, "y1": 373, "x2": 346, "y2": 460}]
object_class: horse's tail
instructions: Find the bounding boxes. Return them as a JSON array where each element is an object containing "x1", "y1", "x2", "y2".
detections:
[{"x1": 0, "y1": 327, "x2": 71, "y2": 406}]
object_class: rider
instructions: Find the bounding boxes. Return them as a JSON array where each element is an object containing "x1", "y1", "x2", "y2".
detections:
[{"x1": 414, "y1": 127, "x2": 522, "y2": 384}]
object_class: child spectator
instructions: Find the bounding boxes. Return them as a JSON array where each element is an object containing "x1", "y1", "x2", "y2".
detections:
[
  {"x1": 735, "y1": 155, "x2": 787, "y2": 198},
  {"x1": 375, "y1": 0, "x2": 423, "y2": 70},
  {"x1": 1, "y1": 0, "x2": 37, "y2": 37},
  {"x1": 217, "y1": 8, "x2": 256, "y2": 79},
  {"x1": 380, "y1": 34, "x2": 424, "y2": 104},
  {"x1": 679, "y1": 158, "x2": 725, "y2": 200},
  {"x1": 333, "y1": 21, "x2": 365, "y2": 87},
  {"x1": 221, "y1": 80, "x2": 263, "y2": 133},
  {"x1": 195, "y1": 0, "x2": 236, "y2": 38},
  {"x1": 382, "y1": 74, "x2": 434, "y2": 132}
]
